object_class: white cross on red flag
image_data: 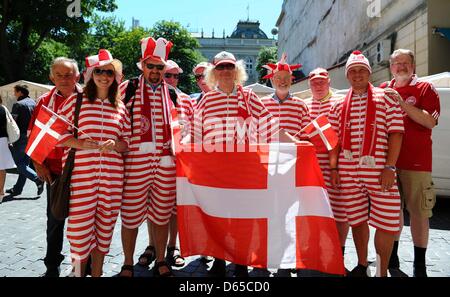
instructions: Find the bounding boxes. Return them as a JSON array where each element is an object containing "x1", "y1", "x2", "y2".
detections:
[
  {"x1": 26, "y1": 105, "x2": 69, "y2": 164},
  {"x1": 303, "y1": 114, "x2": 339, "y2": 153},
  {"x1": 176, "y1": 143, "x2": 345, "y2": 275}
]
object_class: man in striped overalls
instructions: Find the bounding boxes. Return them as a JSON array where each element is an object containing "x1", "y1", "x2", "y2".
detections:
[{"x1": 329, "y1": 51, "x2": 404, "y2": 277}]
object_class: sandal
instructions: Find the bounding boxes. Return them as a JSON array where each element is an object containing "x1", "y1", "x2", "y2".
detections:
[
  {"x1": 118, "y1": 265, "x2": 134, "y2": 277},
  {"x1": 166, "y1": 246, "x2": 185, "y2": 267},
  {"x1": 153, "y1": 260, "x2": 173, "y2": 277},
  {"x1": 138, "y1": 245, "x2": 156, "y2": 267}
]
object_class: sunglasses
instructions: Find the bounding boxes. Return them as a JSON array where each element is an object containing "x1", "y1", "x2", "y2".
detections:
[
  {"x1": 164, "y1": 73, "x2": 180, "y2": 79},
  {"x1": 93, "y1": 69, "x2": 115, "y2": 77},
  {"x1": 215, "y1": 63, "x2": 235, "y2": 71},
  {"x1": 195, "y1": 74, "x2": 204, "y2": 81},
  {"x1": 146, "y1": 63, "x2": 165, "y2": 71}
]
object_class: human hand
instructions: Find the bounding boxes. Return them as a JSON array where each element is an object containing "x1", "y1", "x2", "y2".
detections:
[
  {"x1": 81, "y1": 139, "x2": 99, "y2": 150},
  {"x1": 380, "y1": 167, "x2": 396, "y2": 192},
  {"x1": 330, "y1": 169, "x2": 340, "y2": 189},
  {"x1": 385, "y1": 88, "x2": 404, "y2": 104},
  {"x1": 98, "y1": 139, "x2": 116, "y2": 153}
]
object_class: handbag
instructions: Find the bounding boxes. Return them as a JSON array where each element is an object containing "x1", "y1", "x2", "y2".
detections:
[
  {"x1": 50, "y1": 92, "x2": 83, "y2": 220},
  {"x1": 3, "y1": 105, "x2": 20, "y2": 144}
]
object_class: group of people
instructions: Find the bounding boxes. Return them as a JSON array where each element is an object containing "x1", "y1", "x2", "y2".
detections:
[{"x1": 1, "y1": 33, "x2": 440, "y2": 278}]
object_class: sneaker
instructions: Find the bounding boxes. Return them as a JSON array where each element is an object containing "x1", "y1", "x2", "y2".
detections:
[
  {"x1": 199, "y1": 256, "x2": 214, "y2": 264},
  {"x1": 347, "y1": 264, "x2": 370, "y2": 277},
  {"x1": 208, "y1": 259, "x2": 226, "y2": 277},
  {"x1": 37, "y1": 181, "x2": 45, "y2": 196},
  {"x1": 6, "y1": 188, "x2": 21, "y2": 196},
  {"x1": 413, "y1": 265, "x2": 428, "y2": 277}
]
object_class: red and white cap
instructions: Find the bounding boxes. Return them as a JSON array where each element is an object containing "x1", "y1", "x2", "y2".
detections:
[
  {"x1": 262, "y1": 53, "x2": 301, "y2": 79},
  {"x1": 165, "y1": 60, "x2": 183, "y2": 73},
  {"x1": 137, "y1": 37, "x2": 173, "y2": 70},
  {"x1": 345, "y1": 50, "x2": 372, "y2": 76},
  {"x1": 84, "y1": 49, "x2": 123, "y2": 83},
  {"x1": 192, "y1": 62, "x2": 212, "y2": 74},
  {"x1": 308, "y1": 68, "x2": 330, "y2": 81},
  {"x1": 213, "y1": 51, "x2": 237, "y2": 66}
]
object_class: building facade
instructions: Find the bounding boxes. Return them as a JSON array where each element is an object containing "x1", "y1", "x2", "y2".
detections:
[
  {"x1": 194, "y1": 20, "x2": 277, "y2": 84},
  {"x1": 276, "y1": 0, "x2": 450, "y2": 91}
]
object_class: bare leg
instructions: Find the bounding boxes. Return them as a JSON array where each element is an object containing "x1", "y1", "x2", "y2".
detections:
[
  {"x1": 337, "y1": 222, "x2": 350, "y2": 247},
  {"x1": 352, "y1": 223, "x2": 369, "y2": 267},
  {"x1": 374, "y1": 229, "x2": 395, "y2": 277},
  {"x1": 168, "y1": 214, "x2": 177, "y2": 247},
  {"x1": 152, "y1": 222, "x2": 170, "y2": 274},
  {"x1": 120, "y1": 226, "x2": 139, "y2": 276},
  {"x1": 0, "y1": 170, "x2": 5, "y2": 195},
  {"x1": 90, "y1": 248, "x2": 106, "y2": 277}
]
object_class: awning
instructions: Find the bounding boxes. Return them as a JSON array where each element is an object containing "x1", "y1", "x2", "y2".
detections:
[{"x1": 433, "y1": 27, "x2": 450, "y2": 41}]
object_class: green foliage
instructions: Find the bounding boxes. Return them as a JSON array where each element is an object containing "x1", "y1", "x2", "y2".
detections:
[
  {"x1": 256, "y1": 47, "x2": 278, "y2": 84},
  {"x1": 150, "y1": 21, "x2": 205, "y2": 94}
]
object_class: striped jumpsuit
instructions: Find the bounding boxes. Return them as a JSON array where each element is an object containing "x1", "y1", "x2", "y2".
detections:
[
  {"x1": 329, "y1": 88, "x2": 404, "y2": 233},
  {"x1": 120, "y1": 77, "x2": 178, "y2": 228},
  {"x1": 260, "y1": 94, "x2": 311, "y2": 141},
  {"x1": 194, "y1": 88, "x2": 275, "y2": 145},
  {"x1": 303, "y1": 94, "x2": 347, "y2": 222},
  {"x1": 58, "y1": 94, "x2": 131, "y2": 262}
]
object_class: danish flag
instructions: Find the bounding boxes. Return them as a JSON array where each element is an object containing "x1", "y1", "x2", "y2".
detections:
[
  {"x1": 26, "y1": 105, "x2": 69, "y2": 164},
  {"x1": 176, "y1": 143, "x2": 345, "y2": 275},
  {"x1": 303, "y1": 114, "x2": 339, "y2": 153}
]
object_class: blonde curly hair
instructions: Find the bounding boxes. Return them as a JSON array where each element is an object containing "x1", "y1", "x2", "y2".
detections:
[{"x1": 204, "y1": 60, "x2": 248, "y2": 89}]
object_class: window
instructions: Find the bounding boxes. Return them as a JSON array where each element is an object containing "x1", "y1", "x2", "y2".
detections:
[{"x1": 245, "y1": 57, "x2": 253, "y2": 74}]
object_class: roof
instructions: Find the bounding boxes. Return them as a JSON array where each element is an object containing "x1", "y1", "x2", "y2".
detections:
[
  {"x1": 244, "y1": 83, "x2": 275, "y2": 94},
  {"x1": 230, "y1": 21, "x2": 269, "y2": 39},
  {"x1": 0, "y1": 80, "x2": 53, "y2": 91}
]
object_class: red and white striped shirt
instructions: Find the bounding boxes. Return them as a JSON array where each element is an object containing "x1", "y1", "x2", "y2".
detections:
[
  {"x1": 260, "y1": 94, "x2": 311, "y2": 141},
  {"x1": 194, "y1": 88, "x2": 275, "y2": 145},
  {"x1": 329, "y1": 88, "x2": 404, "y2": 171}
]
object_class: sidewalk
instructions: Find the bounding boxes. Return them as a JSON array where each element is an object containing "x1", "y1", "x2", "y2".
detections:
[{"x1": 1, "y1": 174, "x2": 449, "y2": 277}]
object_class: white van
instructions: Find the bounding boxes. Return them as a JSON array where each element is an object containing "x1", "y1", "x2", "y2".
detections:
[
  {"x1": 432, "y1": 88, "x2": 450, "y2": 197},
  {"x1": 333, "y1": 88, "x2": 450, "y2": 197}
]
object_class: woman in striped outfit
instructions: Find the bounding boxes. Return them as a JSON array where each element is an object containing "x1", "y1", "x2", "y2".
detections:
[{"x1": 58, "y1": 49, "x2": 131, "y2": 277}]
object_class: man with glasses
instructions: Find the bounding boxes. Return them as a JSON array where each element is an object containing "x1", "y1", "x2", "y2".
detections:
[
  {"x1": 303, "y1": 68, "x2": 349, "y2": 265},
  {"x1": 194, "y1": 51, "x2": 298, "y2": 277},
  {"x1": 28, "y1": 57, "x2": 82, "y2": 277},
  {"x1": 381, "y1": 49, "x2": 441, "y2": 277},
  {"x1": 119, "y1": 37, "x2": 177, "y2": 277},
  {"x1": 191, "y1": 62, "x2": 212, "y2": 104}
]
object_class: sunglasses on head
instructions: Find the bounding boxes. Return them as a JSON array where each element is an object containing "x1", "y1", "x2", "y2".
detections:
[
  {"x1": 93, "y1": 68, "x2": 115, "y2": 77},
  {"x1": 164, "y1": 73, "x2": 180, "y2": 79},
  {"x1": 309, "y1": 72, "x2": 328, "y2": 79},
  {"x1": 146, "y1": 63, "x2": 165, "y2": 71},
  {"x1": 215, "y1": 63, "x2": 235, "y2": 71},
  {"x1": 194, "y1": 74, "x2": 204, "y2": 80}
]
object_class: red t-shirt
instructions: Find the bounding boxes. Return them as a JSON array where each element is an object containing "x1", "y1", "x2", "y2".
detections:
[
  {"x1": 381, "y1": 76, "x2": 440, "y2": 172},
  {"x1": 29, "y1": 88, "x2": 73, "y2": 175}
]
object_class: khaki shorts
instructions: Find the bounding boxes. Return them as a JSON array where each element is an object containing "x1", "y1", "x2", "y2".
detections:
[{"x1": 397, "y1": 169, "x2": 436, "y2": 218}]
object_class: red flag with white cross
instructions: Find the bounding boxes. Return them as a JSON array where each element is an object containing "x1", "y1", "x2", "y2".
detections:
[
  {"x1": 176, "y1": 143, "x2": 345, "y2": 275},
  {"x1": 26, "y1": 105, "x2": 69, "y2": 164},
  {"x1": 304, "y1": 114, "x2": 339, "y2": 153}
]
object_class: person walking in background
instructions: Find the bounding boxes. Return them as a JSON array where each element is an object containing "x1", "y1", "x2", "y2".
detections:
[
  {"x1": 7, "y1": 84, "x2": 44, "y2": 197},
  {"x1": 58, "y1": 49, "x2": 130, "y2": 277},
  {"x1": 0, "y1": 95, "x2": 17, "y2": 202}
]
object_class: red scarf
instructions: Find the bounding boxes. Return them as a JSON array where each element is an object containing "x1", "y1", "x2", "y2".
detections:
[
  {"x1": 340, "y1": 83, "x2": 377, "y2": 166},
  {"x1": 139, "y1": 77, "x2": 173, "y2": 157}
]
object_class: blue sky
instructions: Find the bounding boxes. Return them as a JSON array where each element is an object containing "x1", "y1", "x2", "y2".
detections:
[{"x1": 100, "y1": 0, "x2": 283, "y2": 38}]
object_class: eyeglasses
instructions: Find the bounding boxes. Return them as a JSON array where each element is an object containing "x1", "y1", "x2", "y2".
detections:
[
  {"x1": 93, "y1": 69, "x2": 115, "y2": 77},
  {"x1": 195, "y1": 74, "x2": 204, "y2": 81},
  {"x1": 146, "y1": 63, "x2": 165, "y2": 71},
  {"x1": 164, "y1": 73, "x2": 180, "y2": 79},
  {"x1": 215, "y1": 63, "x2": 235, "y2": 71},
  {"x1": 391, "y1": 62, "x2": 412, "y2": 67}
]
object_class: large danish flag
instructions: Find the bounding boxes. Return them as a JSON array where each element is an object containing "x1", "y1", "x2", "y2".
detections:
[
  {"x1": 26, "y1": 105, "x2": 69, "y2": 164},
  {"x1": 177, "y1": 143, "x2": 345, "y2": 275}
]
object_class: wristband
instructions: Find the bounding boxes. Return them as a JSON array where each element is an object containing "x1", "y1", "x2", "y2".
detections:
[{"x1": 384, "y1": 165, "x2": 396, "y2": 171}]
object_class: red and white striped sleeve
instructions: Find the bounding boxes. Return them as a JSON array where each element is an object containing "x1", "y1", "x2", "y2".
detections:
[
  {"x1": 56, "y1": 93, "x2": 78, "y2": 144},
  {"x1": 384, "y1": 91, "x2": 405, "y2": 134}
]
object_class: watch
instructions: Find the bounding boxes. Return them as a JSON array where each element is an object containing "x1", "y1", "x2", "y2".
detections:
[{"x1": 384, "y1": 165, "x2": 396, "y2": 171}]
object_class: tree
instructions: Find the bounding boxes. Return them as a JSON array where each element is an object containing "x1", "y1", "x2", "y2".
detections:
[
  {"x1": 0, "y1": 0, "x2": 117, "y2": 84},
  {"x1": 150, "y1": 21, "x2": 205, "y2": 94},
  {"x1": 256, "y1": 47, "x2": 278, "y2": 85}
]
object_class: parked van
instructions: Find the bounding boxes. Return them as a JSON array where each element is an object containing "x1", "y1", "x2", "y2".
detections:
[{"x1": 333, "y1": 87, "x2": 450, "y2": 197}]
